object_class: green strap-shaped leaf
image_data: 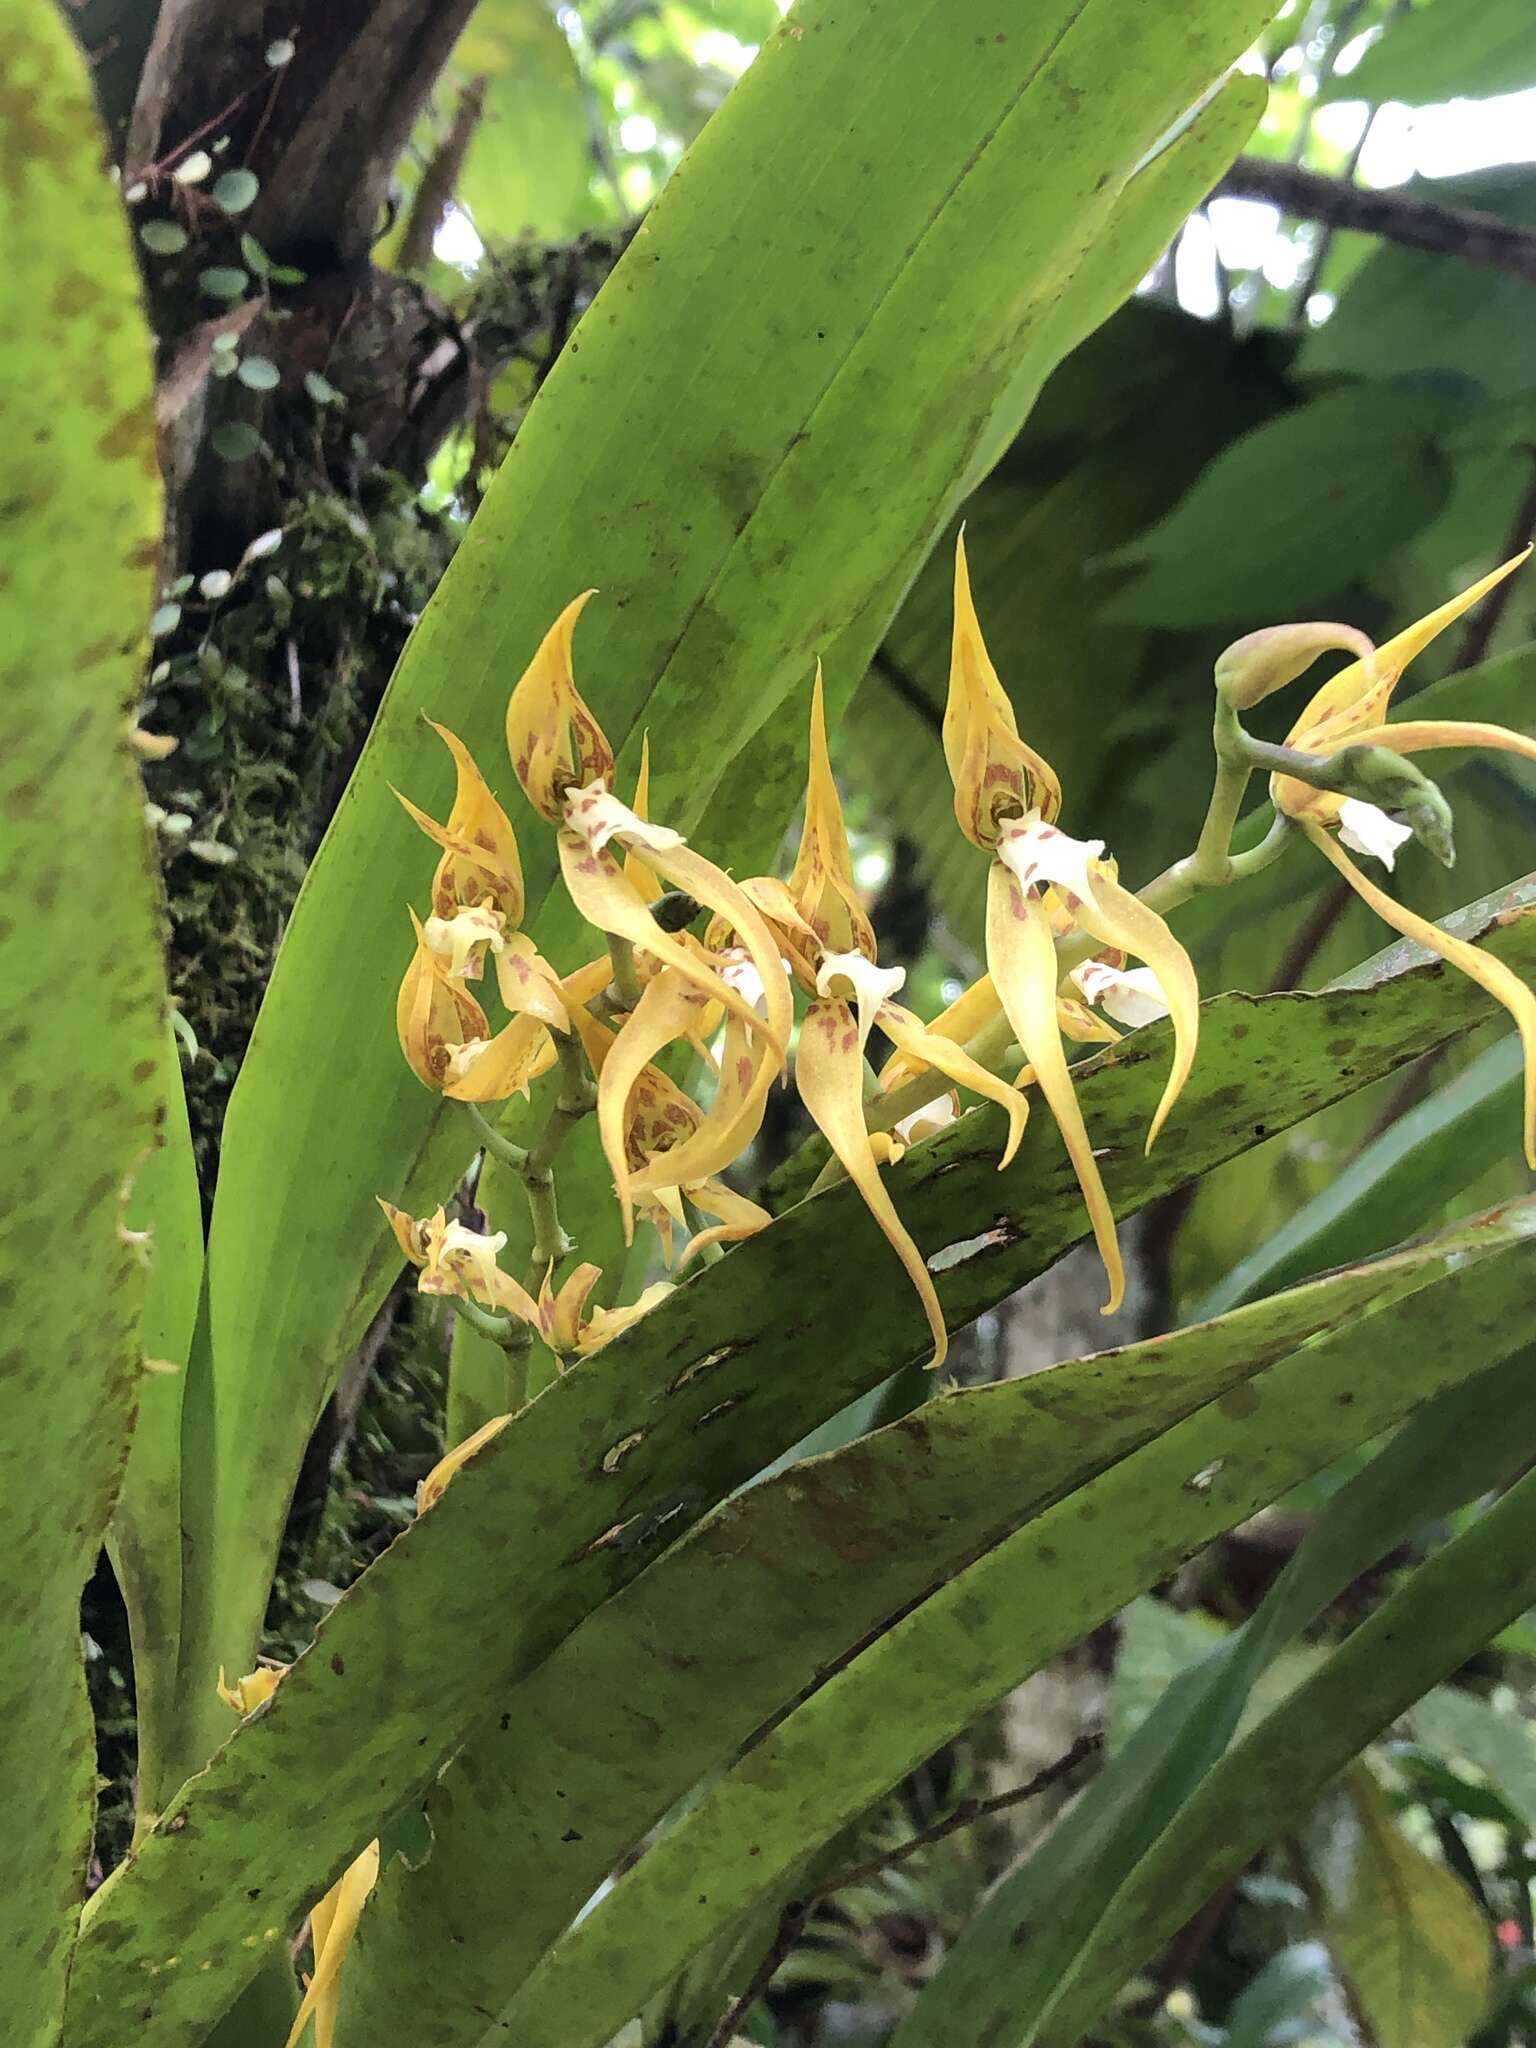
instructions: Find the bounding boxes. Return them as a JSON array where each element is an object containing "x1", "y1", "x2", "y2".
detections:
[
  {"x1": 990, "y1": 1371, "x2": 1536, "y2": 2048},
  {"x1": 482, "y1": 1202, "x2": 1536, "y2": 2048},
  {"x1": 110, "y1": 1031, "x2": 204, "y2": 1818},
  {"x1": 179, "y1": 0, "x2": 1274, "y2": 1788},
  {"x1": 338, "y1": 1225, "x2": 1425, "y2": 2043},
  {"x1": 1197, "y1": 1031, "x2": 1524, "y2": 1317},
  {"x1": 891, "y1": 1343, "x2": 1536, "y2": 2047},
  {"x1": 693, "y1": 70, "x2": 1268, "y2": 884},
  {"x1": 0, "y1": 0, "x2": 164, "y2": 2034},
  {"x1": 65, "y1": 900, "x2": 1536, "y2": 2045}
]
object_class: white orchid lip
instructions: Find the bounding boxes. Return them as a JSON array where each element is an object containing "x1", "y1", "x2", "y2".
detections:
[
  {"x1": 564, "y1": 780, "x2": 685, "y2": 856},
  {"x1": 424, "y1": 905, "x2": 505, "y2": 977},
  {"x1": 814, "y1": 950, "x2": 906, "y2": 1010},
  {"x1": 719, "y1": 951, "x2": 767, "y2": 1009},
  {"x1": 1071, "y1": 961, "x2": 1170, "y2": 1030},
  {"x1": 424, "y1": 1221, "x2": 508, "y2": 1299},
  {"x1": 996, "y1": 810, "x2": 1105, "y2": 909},
  {"x1": 894, "y1": 1094, "x2": 959, "y2": 1146},
  {"x1": 1337, "y1": 797, "x2": 1414, "y2": 870}
]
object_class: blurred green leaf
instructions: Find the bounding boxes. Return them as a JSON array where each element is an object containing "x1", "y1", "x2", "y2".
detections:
[
  {"x1": 1308, "y1": 1766, "x2": 1491, "y2": 2048},
  {"x1": 1104, "y1": 382, "x2": 1460, "y2": 626},
  {"x1": 1409, "y1": 1686, "x2": 1536, "y2": 1833},
  {"x1": 455, "y1": 1, "x2": 590, "y2": 242},
  {"x1": 1301, "y1": 169, "x2": 1536, "y2": 401},
  {"x1": 0, "y1": 0, "x2": 165, "y2": 2031},
  {"x1": 1320, "y1": 0, "x2": 1536, "y2": 108},
  {"x1": 1223, "y1": 1941, "x2": 1334, "y2": 2048}
]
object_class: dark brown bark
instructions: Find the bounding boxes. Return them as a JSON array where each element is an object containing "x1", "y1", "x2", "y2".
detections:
[
  {"x1": 1220, "y1": 154, "x2": 1536, "y2": 289},
  {"x1": 125, "y1": 0, "x2": 480, "y2": 270}
]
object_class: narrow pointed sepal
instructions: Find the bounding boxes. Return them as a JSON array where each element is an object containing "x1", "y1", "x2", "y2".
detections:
[
  {"x1": 1306, "y1": 823, "x2": 1536, "y2": 1169},
  {"x1": 986, "y1": 862, "x2": 1124, "y2": 1313},
  {"x1": 1068, "y1": 870, "x2": 1199, "y2": 1153},
  {"x1": 796, "y1": 994, "x2": 948, "y2": 1368}
]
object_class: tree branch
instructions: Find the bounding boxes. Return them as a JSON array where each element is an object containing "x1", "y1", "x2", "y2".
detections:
[{"x1": 1219, "y1": 156, "x2": 1536, "y2": 290}]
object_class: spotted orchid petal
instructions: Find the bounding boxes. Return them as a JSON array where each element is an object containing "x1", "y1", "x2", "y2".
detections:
[
  {"x1": 996, "y1": 812, "x2": 1105, "y2": 912},
  {"x1": 380, "y1": 1201, "x2": 542, "y2": 1323},
  {"x1": 442, "y1": 1012, "x2": 558, "y2": 1104},
  {"x1": 797, "y1": 992, "x2": 947, "y2": 1369},
  {"x1": 596, "y1": 966, "x2": 717, "y2": 1234},
  {"x1": 421, "y1": 1218, "x2": 542, "y2": 1323},
  {"x1": 675, "y1": 1177, "x2": 772, "y2": 1267},
  {"x1": 876, "y1": 972, "x2": 1002, "y2": 1093},
  {"x1": 578, "y1": 1280, "x2": 675, "y2": 1354},
  {"x1": 564, "y1": 780, "x2": 685, "y2": 857},
  {"x1": 558, "y1": 828, "x2": 790, "y2": 1059},
  {"x1": 1305, "y1": 822, "x2": 1536, "y2": 1168},
  {"x1": 877, "y1": 999, "x2": 1027, "y2": 1168},
  {"x1": 1337, "y1": 798, "x2": 1414, "y2": 869},
  {"x1": 627, "y1": 1007, "x2": 775, "y2": 1197},
  {"x1": 986, "y1": 862, "x2": 1124, "y2": 1313},
  {"x1": 1067, "y1": 869, "x2": 1198, "y2": 1152},
  {"x1": 787, "y1": 664, "x2": 877, "y2": 957},
  {"x1": 377, "y1": 1197, "x2": 439, "y2": 1270},
  {"x1": 283, "y1": 1839, "x2": 382, "y2": 2048},
  {"x1": 397, "y1": 910, "x2": 491, "y2": 1090},
  {"x1": 491, "y1": 930, "x2": 570, "y2": 1034},
  {"x1": 417, "y1": 1413, "x2": 514, "y2": 1513},
  {"x1": 538, "y1": 1261, "x2": 605, "y2": 1357},
  {"x1": 394, "y1": 720, "x2": 525, "y2": 925},
  {"x1": 621, "y1": 735, "x2": 664, "y2": 903},
  {"x1": 944, "y1": 529, "x2": 1061, "y2": 850},
  {"x1": 422, "y1": 903, "x2": 505, "y2": 981},
  {"x1": 505, "y1": 591, "x2": 614, "y2": 821},
  {"x1": 1056, "y1": 991, "x2": 1121, "y2": 1045}
]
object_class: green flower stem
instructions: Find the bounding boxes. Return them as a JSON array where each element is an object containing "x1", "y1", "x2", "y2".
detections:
[
  {"x1": 461, "y1": 1029, "x2": 599, "y2": 1292},
  {"x1": 608, "y1": 932, "x2": 645, "y2": 1011},
  {"x1": 463, "y1": 1100, "x2": 529, "y2": 1173},
  {"x1": 453, "y1": 1295, "x2": 528, "y2": 1351}
]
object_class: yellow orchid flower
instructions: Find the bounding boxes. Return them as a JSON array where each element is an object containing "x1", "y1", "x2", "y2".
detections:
[
  {"x1": 771, "y1": 672, "x2": 1030, "y2": 1370},
  {"x1": 1258, "y1": 551, "x2": 1536, "y2": 1166},
  {"x1": 944, "y1": 534, "x2": 1200, "y2": 1315},
  {"x1": 213, "y1": 1668, "x2": 379, "y2": 2048},
  {"x1": 789, "y1": 664, "x2": 878, "y2": 957},
  {"x1": 536, "y1": 1258, "x2": 677, "y2": 1358},
  {"x1": 417, "y1": 1412, "x2": 513, "y2": 1512},
  {"x1": 377, "y1": 1199, "x2": 541, "y2": 1322},
  {"x1": 396, "y1": 916, "x2": 566, "y2": 1103},
  {"x1": 580, "y1": 1009, "x2": 772, "y2": 1262},
  {"x1": 393, "y1": 724, "x2": 570, "y2": 1101},
  {"x1": 503, "y1": 592, "x2": 792, "y2": 1063},
  {"x1": 394, "y1": 718, "x2": 525, "y2": 929}
]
